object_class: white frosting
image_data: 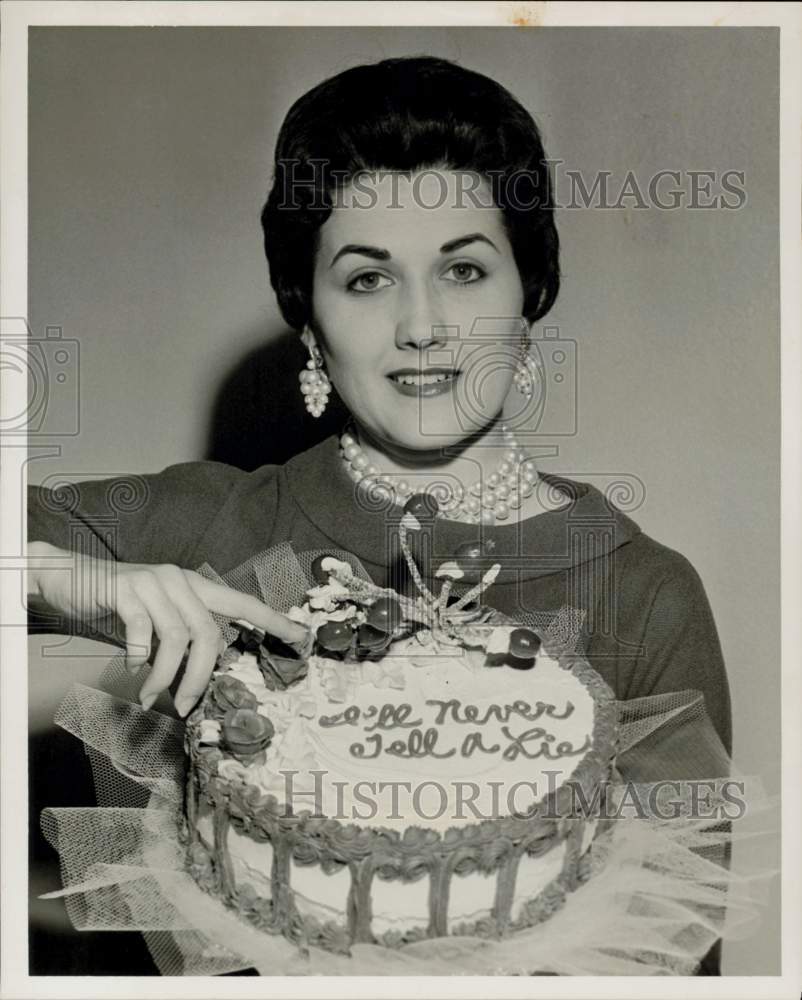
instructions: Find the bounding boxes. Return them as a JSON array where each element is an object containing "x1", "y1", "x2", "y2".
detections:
[
  {"x1": 446, "y1": 868, "x2": 497, "y2": 932},
  {"x1": 216, "y1": 629, "x2": 596, "y2": 833},
  {"x1": 371, "y1": 875, "x2": 429, "y2": 936},
  {"x1": 195, "y1": 625, "x2": 606, "y2": 940},
  {"x1": 511, "y1": 846, "x2": 567, "y2": 922},
  {"x1": 290, "y1": 858, "x2": 350, "y2": 925}
]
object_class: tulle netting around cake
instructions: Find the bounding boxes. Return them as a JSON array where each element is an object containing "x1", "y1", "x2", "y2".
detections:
[{"x1": 38, "y1": 543, "x2": 778, "y2": 976}]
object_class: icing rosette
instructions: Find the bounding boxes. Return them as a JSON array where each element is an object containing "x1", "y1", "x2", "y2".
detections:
[
  {"x1": 209, "y1": 674, "x2": 258, "y2": 717},
  {"x1": 221, "y1": 708, "x2": 275, "y2": 757}
]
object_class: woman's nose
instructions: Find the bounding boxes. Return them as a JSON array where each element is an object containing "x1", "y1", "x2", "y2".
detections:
[{"x1": 394, "y1": 291, "x2": 449, "y2": 352}]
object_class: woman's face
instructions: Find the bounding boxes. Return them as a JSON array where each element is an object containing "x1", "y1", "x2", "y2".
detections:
[{"x1": 311, "y1": 170, "x2": 526, "y2": 452}]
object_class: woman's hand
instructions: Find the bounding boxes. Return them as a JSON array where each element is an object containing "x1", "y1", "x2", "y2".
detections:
[{"x1": 27, "y1": 541, "x2": 309, "y2": 716}]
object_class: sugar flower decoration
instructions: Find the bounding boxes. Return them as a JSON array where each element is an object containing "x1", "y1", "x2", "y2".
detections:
[
  {"x1": 212, "y1": 673, "x2": 258, "y2": 715},
  {"x1": 317, "y1": 556, "x2": 354, "y2": 583},
  {"x1": 435, "y1": 561, "x2": 464, "y2": 580},
  {"x1": 305, "y1": 578, "x2": 352, "y2": 613},
  {"x1": 485, "y1": 625, "x2": 517, "y2": 656},
  {"x1": 287, "y1": 601, "x2": 356, "y2": 635},
  {"x1": 222, "y1": 707, "x2": 275, "y2": 757}
]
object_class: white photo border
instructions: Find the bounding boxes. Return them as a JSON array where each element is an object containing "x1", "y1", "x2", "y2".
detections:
[{"x1": 2, "y1": 3, "x2": 799, "y2": 999}]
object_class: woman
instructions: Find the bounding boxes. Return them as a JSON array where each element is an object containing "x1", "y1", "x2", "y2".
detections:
[{"x1": 27, "y1": 56, "x2": 731, "y2": 973}]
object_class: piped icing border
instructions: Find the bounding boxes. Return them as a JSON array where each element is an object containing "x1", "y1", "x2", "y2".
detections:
[{"x1": 183, "y1": 640, "x2": 617, "y2": 953}]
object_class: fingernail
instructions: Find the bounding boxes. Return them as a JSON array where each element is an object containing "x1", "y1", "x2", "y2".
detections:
[
  {"x1": 127, "y1": 661, "x2": 142, "y2": 676},
  {"x1": 141, "y1": 692, "x2": 156, "y2": 711},
  {"x1": 174, "y1": 694, "x2": 194, "y2": 718}
]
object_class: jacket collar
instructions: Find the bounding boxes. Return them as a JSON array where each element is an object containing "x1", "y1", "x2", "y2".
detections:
[{"x1": 283, "y1": 434, "x2": 642, "y2": 581}]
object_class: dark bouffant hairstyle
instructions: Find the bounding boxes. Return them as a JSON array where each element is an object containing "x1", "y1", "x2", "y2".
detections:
[{"x1": 261, "y1": 56, "x2": 560, "y2": 331}]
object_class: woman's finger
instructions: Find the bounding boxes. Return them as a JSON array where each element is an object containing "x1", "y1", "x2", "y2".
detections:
[
  {"x1": 136, "y1": 566, "x2": 224, "y2": 714},
  {"x1": 126, "y1": 570, "x2": 194, "y2": 709},
  {"x1": 173, "y1": 617, "x2": 223, "y2": 717},
  {"x1": 115, "y1": 587, "x2": 154, "y2": 673},
  {"x1": 185, "y1": 573, "x2": 309, "y2": 644},
  {"x1": 148, "y1": 569, "x2": 225, "y2": 716}
]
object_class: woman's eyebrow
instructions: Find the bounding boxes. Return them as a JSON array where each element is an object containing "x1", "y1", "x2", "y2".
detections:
[
  {"x1": 329, "y1": 232, "x2": 499, "y2": 268},
  {"x1": 329, "y1": 244, "x2": 391, "y2": 268},
  {"x1": 440, "y1": 232, "x2": 500, "y2": 255}
]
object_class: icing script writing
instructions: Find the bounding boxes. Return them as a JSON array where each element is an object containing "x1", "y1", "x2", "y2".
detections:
[
  {"x1": 318, "y1": 698, "x2": 589, "y2": 761},
  {"x1": 319, "y1": 703, "x2": 423, "y2": 732},
  {"x1": 426, "y1": 698, "x2": 575, "y2": 726}
]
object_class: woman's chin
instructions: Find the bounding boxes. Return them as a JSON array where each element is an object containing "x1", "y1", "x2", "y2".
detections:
[
  {"x1": 382, "y1": 426, "x2": 490, "y2": 454},
  {"x1": 347, "y1": 405, "x2": 503, "y2": 454}
]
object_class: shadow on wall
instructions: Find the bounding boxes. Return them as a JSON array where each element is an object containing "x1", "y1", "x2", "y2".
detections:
[{"x1": 204, "y1": 329, "x2": 350, "y2": 470}]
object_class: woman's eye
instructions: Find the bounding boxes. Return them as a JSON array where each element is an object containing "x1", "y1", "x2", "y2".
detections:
[
  {"x1": 443, "y1": 262, "x2": 485, "y2": 284},
  {"x1": 347, "y1": 271, "x2": 393, "y2": 294}
]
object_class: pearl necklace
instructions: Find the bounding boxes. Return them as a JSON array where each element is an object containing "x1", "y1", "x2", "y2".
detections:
[{"x1": 338, "y1": 423, "x2": 540, "y2": 525}]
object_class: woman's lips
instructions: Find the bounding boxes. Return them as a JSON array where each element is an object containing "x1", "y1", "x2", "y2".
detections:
[{"x1": 387, "y1": 372, "x2": 461, "y2": 398}]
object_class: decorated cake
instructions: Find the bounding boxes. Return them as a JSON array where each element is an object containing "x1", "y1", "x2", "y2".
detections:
[{"x1": 182, "y1": 497, "x2": 618, "y2": 955}]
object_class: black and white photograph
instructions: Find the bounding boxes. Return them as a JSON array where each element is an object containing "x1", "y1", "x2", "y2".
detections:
[{"x1": 2, "y1": 1, "x2": 799, "y2": 995}]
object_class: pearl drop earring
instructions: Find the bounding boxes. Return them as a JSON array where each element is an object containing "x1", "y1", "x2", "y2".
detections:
[
  {"x1": 299, "y1": 325, "x2": 331, "y2": 418},
  {"x1": 513, "y1": 330, "x2": 540, "y2": 399}
]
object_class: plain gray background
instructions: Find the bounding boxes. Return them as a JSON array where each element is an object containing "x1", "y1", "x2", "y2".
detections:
[{"x1": 27, "y1": 27, "x2": 780, "y2": 973}]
